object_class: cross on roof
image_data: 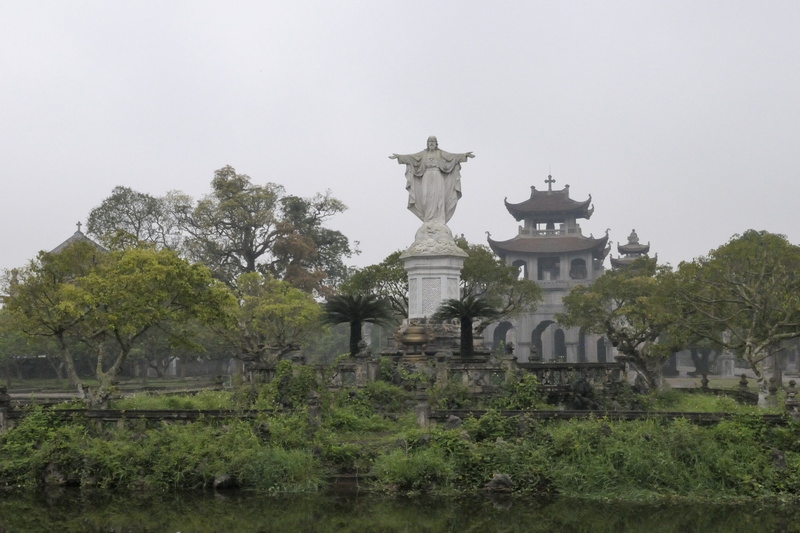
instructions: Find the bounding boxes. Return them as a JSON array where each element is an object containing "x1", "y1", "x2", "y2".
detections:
[
  {"x1": 545, "y1": 174, "x2": 556, "y2": 191},
  {"x1": 76, "y1": 221, "x2": 82, "y2": 233}
]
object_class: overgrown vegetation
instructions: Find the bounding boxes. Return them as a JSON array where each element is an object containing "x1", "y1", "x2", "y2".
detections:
[{"x1": 3, "y1": 372, "x2": 800, "y2": 503}]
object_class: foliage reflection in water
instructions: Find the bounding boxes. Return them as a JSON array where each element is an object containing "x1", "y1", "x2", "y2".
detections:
[{"x1": 1, "y1": 487, "x2": 800, "y2": 533}]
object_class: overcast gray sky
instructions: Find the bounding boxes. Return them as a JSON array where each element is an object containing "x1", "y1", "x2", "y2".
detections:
[{"x1": 2, "y1": 1, "x2": 799, "y2": 274}]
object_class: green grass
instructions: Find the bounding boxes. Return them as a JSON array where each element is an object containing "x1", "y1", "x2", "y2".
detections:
[{"x1": 645, "y1": 388, "x2": 785, "y2": 414}]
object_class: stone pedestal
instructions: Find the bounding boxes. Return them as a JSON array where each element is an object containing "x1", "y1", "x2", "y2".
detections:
[
  {"x1": 403, "y1": 254, "x2": 466, "y2": 319},
  {"x1": 401, "y1": 222, "x2": 467, "y2": 320}
]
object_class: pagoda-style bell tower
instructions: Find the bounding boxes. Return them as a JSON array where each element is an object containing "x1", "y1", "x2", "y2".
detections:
[{"x1": 485, "y1": 175, "x2": 611, "y2": 363}]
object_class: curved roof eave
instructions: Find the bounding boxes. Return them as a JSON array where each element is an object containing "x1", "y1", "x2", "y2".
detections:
[
  {"x1": 488, "y1": 233, "x2": 609, "y2": 257},
  {"x1": 504, "y1": 191, "x2": 593, "y2": 222}
]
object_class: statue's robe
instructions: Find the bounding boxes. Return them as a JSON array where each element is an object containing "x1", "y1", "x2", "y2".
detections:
[{"x1": 395, "y1": 149, "x2": 469, "y2": 224}]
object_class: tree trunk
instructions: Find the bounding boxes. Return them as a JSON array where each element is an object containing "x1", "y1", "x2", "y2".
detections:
[
  {"x1": 349, "y1": 320, "x2": 362, "y2": 356},
  {"x1": 87, "y1": 341, "x2": 131, "y2": 409},
  {"x1": 772, "y1": 352, "x2": 784, "y2": 391},
  {"x1": 746, "y1": 347, "x2": 771, "y2": 408},
  {"x1": 47, "y1": 355, "x2": 66, "y2": 380},
  {"x1": 460, "y1": 317, "x2": 473, "y2": 356},
  {"x1": 56, "y1": 334, "x2": 85, "y2": 396},
  {"x1": 629, "y1": 360, "x2": 660, "y2": 392}
]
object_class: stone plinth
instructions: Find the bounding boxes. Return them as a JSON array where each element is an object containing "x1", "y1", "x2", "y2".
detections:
[
  {"x1": 403, "y1": 254, "x2": 466, "y2": 319},
  {"x1": 401, "y1": 222, "x2": 467, "y2": 320}
]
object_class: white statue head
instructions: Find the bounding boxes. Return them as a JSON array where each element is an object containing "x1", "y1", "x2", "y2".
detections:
[{"x1": 426, "y1": 136, "x2": 438, "y2": 151}]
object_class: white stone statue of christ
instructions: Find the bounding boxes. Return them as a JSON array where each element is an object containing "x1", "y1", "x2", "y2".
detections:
[{"x1": 390, "y1": 136, "x2": 474, "y2": 224}]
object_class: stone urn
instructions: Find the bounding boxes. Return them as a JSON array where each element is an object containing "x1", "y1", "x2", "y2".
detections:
[{"x1": 399, "y1": 323, "x2": 434, "y2": 354}]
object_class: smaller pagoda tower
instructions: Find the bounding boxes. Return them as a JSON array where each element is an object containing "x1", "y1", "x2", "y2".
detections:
[{"x1": 610, "y1": 229, "x2": 656, "y2": 268}]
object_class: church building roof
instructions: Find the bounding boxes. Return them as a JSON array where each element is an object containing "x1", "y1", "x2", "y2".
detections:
[{"x1": 50, "y1": 222, "x2": 107, "y2": 254}]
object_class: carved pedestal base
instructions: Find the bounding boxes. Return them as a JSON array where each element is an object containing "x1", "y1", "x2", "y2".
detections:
[{"x1": 401, "y1": 222, "x2": 467, "y2": 320}]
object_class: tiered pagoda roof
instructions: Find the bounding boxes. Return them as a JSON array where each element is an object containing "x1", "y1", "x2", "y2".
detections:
[
  {"x1": 488, "y1": 233, "x2": 609, "y2": 259},
  {"x1": 503, "y1": 177, "x2": 594, "y2": 223},
  {"x1": 610, "y1": 229, "x2": 656, "y2": 268},
  {"x1": 488, "y1": 175, "x2": 609, "y2": 262}
]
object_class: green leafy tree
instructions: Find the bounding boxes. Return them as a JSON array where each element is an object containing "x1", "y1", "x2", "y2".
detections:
[
  {"x1": 2, "y1": 241, "x2": 107, "y2": 389},
  {"x1": 86, "y1": 186, "x2": 185, "y2": 250},
  {"x1": 322, "y1": 295, "x2": 394, "y2": 356},
  {"x1": 556, "y1": 259, "x2": 684, "y2": 390},
  {"x1": 176, "y1": 166, "x2": 355, "y2": 293},
  {"x1": 125, "y1": 321, "x2": 214, "y2": 380},
  {"x1": 340, "y1": 251, "x2": 408, "y2": 316},
  {"x1": 0, "y1": 309, "x2": 56, "y2": 384},
  {"x1": 432, "y1": 295, "x2": 500, "y2": 356},
  {"x1": 276, "y1": 192, "x2": 355, "y2": 293},
  {"x1": 214, "y1": 272, "x2": 322, "y2": 363},
  {"x1": 85, "y1": 168, "x2": 356, "y2": 295},
  {"x1": 457, "y1": 238, "x2": 542, "y2": 333},
  {"x1": 673, "y1": 230, "x2": 800, "y2": 402},
  {"x1": 5, "y1": 244, "x2": 232, "y2": 407}
]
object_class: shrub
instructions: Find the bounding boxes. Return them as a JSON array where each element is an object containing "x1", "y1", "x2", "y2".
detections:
[
  {"x1": 428, "y1": 380, "x2": 472, "y2": 410},
  {"x1": 371, "y1": 448, "x2": 453, "y2": 492},
  {"x1": 460, "y1": 409, "x2": 517, "y2": 442},
  {"x1": 320, "y1": 442, "x2": 375, "y2": 475},
  {"x1": 0, "y1": 408, "x2": 61, "y2": 487},
  {"x1": 254, "y1": 361, "x2": 318, "y2": 409},
  {"x1": 360, "y1": 381, "x2": 411, "y2": 413},
  {"x1": 324, "y1": 405, "x2": 393, "y2": 433},
  {"x1": 491, "y1": 374, "x2": 544, "y2": 410}
]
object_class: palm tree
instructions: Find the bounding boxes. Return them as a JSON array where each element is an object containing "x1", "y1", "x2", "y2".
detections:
[
  {"x1": 322, "y1": 294, "x2": 395, "y2": 356},
  {"x1": 432, "y1": 295, "x2": 499, "y2": 356}
]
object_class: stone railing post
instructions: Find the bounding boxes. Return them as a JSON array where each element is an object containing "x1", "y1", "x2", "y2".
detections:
[
  {"x1": 784, "y1": 380, "x2": 799, "y2": 416},
  {"x1": 501, "y1": 354, "x2": 518, "y2": 383},
  {"x1": 355, "y1": 341, "x2": 370, "y2": 387},
  {"x1": 434, "y1": 351, "x2": 451, "y2": 387},
  {"x1": 739, "y1": 374, "x2": 749, "y2": 390},
  {"x1": 415, "y1": 399, "x2": 430, "y2": 428},
  {"x1": 768, "y1": 377, "x2": 779, "y2": 409}
]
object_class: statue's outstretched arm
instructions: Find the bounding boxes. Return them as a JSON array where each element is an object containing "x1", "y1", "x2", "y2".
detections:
[{"x1": 389, "y1": 153, "x2": 415, "y2": 164}]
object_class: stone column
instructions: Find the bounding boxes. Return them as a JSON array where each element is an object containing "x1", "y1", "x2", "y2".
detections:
[
  {"x1": 435, "y1": 351, "x2": 451, "y2": 386},
  {"x1": 415, "y1": 399, "x2": 430, "y2": 428},
  {"x1": 355, "y1": 341, "x2": 370, "y2": 387}
]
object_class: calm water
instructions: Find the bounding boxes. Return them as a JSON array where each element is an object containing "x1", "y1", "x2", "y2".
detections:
[{"x1": 1, "y1": 486, "x2": 799, "y2": 533}]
